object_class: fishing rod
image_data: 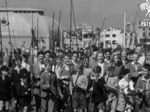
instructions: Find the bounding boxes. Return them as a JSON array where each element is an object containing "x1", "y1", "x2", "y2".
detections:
[
  {"x1": 52, "y1": 12, "x2": 55, "y2": 50},
  {"x1": 12, "y1": 30, "x2": 18, "y2": 49},
  {"x1": 5, "y1": 0, "x2": 12, "y2": 52},
  {"x1": 4, "y1": 0, "x2": 21, "y2": 67},
  {"x1": 70, "y1": 0, "x2": 73, "y2": 59},
  {"x1": 37, "y1": 18, "x2": 39, "y2": 52},
  {"x1": 0, "y1": 19, "x2": 3, "y2": 65},
  {"x1": 57, "y1": 10, "x2": 61, "y2": 49},
  {"x1": 71, "y1": 0, "x2": 78, "y2": 52}
]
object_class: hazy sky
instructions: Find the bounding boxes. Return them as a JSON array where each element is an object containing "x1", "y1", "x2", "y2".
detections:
[{"x1": 0, "y1": 0, "x2": 147, "y2": 29}]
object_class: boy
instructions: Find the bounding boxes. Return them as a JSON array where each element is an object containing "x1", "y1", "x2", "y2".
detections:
[
  {"x1": 17, "y1": 76, "x2": 30, "y2": 112},
  {"x1": 135, "y1": 64, "x2": 150, "y2": 112},
  {"x1": 0, "y1": 66, "x2": 12, "y2": 112},
  {"x1": 104, "y1": 64, "x2": 118, "y2": 112},
  {"x1": 70, "y1": 62, "x2": 88, "y2": 112}
]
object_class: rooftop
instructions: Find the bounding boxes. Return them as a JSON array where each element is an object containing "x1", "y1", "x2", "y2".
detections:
[{"x1": 0, "y1": 7, "x2": 43, "y2": 12}]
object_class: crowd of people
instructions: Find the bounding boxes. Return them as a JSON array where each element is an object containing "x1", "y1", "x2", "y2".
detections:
[{"x1": 0, "y1": 44, "x2": 150, "y2": 112}]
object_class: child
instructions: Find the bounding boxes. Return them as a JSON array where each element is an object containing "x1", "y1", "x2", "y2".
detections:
[
  {"x1": 70, "y1": 62, "x2": 88, "y2": 112},
  {"x1": 89, "y1": 65, "x2": 106, "y2": 112},
  {"x1": 104, "y1": 64, "x2": 118, "y2": 112},
  {"x1": 17, "y1": 75, "x2": 30, "y2": 112},
  {"x1": 135, "y1": 64, "x2": 150, "y2": 112},
  {"x1": 117, "y1": 73, "x2": 135, "y2": 112},
  {"x1": 0, "y1": 66, "x2": 12, "y2": 112}
]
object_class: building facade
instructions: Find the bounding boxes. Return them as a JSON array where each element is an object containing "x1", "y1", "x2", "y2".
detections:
[
  {"x1": 0, "y1": 7, "x2": 61, "y2": 50},
  {"x1": 100, "y1": 27, "x2": 124, "y2": 49}
]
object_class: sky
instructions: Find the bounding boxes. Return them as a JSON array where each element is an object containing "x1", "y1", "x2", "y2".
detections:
[{"x1": 0, "y1": 0, "x2": 147, "y2": 30}]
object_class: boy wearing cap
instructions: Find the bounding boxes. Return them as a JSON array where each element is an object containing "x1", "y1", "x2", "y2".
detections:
[
  {"x1": 88, "y1": 65, "x2": 106, "y2": 112},
  {"x1": 104, "y1": 64, "x2": 119, "y2": 112},
  {"x1": 0, "y1": 66, "x2": 12, "y2": 112}
]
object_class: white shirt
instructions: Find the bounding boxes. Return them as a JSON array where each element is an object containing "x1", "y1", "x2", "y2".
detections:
[
  {"x1": 141, "y1": 76, "x2": 150, "y2": 90},
  {"x1": 138, "y1": 54, "x2": 145, "y2": 66},
  {"x1": 131, "y1": 62, "x2": 138, "y2": 71},
  {"x1": 39, "y1": 63, "x2": 45, "y2": 71},
  {"x1": 98, "y1": 62, "x2": 104, "y2": 77},
  {"x1": 118, "y1": 77, "x2": 134, "y2": 94},
  {"x1": 22, "y1": 62, "x2": 30, "y2": 72}
]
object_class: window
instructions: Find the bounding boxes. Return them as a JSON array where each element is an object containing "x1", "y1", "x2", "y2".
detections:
[
  {"x1": 143, "y1": 28, "x2": 145, "y2": 31},
  {"x1": 112, "y1": 40, "x2": 117, "y2": 45},
  {"x1": 105, "y1": 40, "x2": 110, "y2": 44},
  {"x1": 112, "y1": 34, "x2": 116, "y2": 37},
  {"x1": 105, "y1": 34, "x2": 110, "y2": 37},
  {"x1": 143, "y1": 32, "x2": 145, "y2": 37},
  {"x1": 130, "y1": 33, "x2": 132, "y2": 36}
]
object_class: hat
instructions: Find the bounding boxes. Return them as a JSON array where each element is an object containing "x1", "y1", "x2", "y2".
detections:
[{"x1": 1, "y1": 65, "x2": 9, "y2": 72}]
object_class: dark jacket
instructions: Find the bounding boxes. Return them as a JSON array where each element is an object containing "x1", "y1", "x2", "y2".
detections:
[
  {"x1": 11, "y1": 67, "x2": 29, "y2": 86},
  {"x1": 0, "y1": 75, "x2": 12, "y2": 101},
  {"x1": 92, "y1": 77, "x2": 106, "y2": 103}
]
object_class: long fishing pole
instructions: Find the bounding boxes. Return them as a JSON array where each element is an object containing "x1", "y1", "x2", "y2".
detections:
[
  {"x1": 57, "y1": 10, "x2": 61, "y2": 48},
  {"x1": 70, "y1": 0, "x2": 73, "y2": 59},
  {"x1": 72, "y1": 0, "x2": 78, "y2": 52},
  {"x1": 5, "y1": 0, "x2": 12, "y2": 51},
  {"x1": 37, "y1": 18, "x2": 39, "y2": 51},
  {"x1": 0, "y1": 19, "x2": 3, "y2": 65},
  {"x1": 52, "y1": 12, "x2": 55, "y2": 50}
]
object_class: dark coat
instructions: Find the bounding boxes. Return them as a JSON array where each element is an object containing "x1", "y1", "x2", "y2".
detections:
[
  {"x1": 11, "y1": 67, "x2": 29, "y2": 85},
  {"x1": 0, "y1": 76, "x2": 12, "y2": 101},
  {"x1": 92, "y1": 77, "x2": 106, "y2": 103},
  {"x1": 11, "y1": 67, "x2": 30, "y2": 98},
  {"x1": 16, "y1": 82, "x2": 30, "y2": 107}
]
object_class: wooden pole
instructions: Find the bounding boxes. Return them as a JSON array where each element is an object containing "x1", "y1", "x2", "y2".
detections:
[
  {"x1": 5, "y1": 0, "x2": 12, "y2": 51},
  {"x1": 58, "y1": 10, "x2": 61, "y2": 48},
  {"x1": 37, "y1": 18, "x2": 39, "y2": 51},
  {"x1": 124, "y1": 11, "x2": 127, "y2": 48},
  {"x1": 70, "y1": 0, "x2": 72, "y2": 57},
  {"x1": 52, "y1": 12, "x2": 55, "y2": 50},
  {"x1": 72, "y1": 0, "x2": 78, "y2": 51},
  {"x1": 0, "y1": 19, "x2": 3, "y2": 65}
]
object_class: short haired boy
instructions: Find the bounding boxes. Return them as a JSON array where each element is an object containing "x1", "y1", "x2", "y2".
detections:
[{"x1": 0, "y1": 66, "x2": 12, "y2": 112}]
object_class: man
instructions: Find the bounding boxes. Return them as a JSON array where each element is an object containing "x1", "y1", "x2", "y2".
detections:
[
  {"x1": 44, "y1": 50, "x2": 51, "y2": 61},
  {"x1": 105, "y1": 49, "x2": 111, "y2": 64},
  {"x1": 72, "y1": 51, "x2": 78, "y2": 67},
  {"x1": 135, "y1": 45, "x2": 145, "y2": 66},
  {"x1": 89, "y1": 47, "x2": 98, "y2": 68},
  {"x1": 135, "y1": 64, "x2": 150, "y2": 112},
  {"x1": 121, "y1": 49, "x2": 129, "y2": 66},
  {"x1": 96, "y1": 51, "x2": 108, "y2": 77},
  {"x1": 126, "y1": 52, "x2": 143, "y2": 84},
  {"x1": 33, "y1": 51, "x2": 45, "y2": 112},
  {"x1": 40, "y1": 59, "x2": 62, "y2": 112}
]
